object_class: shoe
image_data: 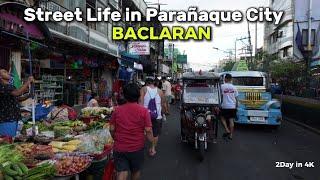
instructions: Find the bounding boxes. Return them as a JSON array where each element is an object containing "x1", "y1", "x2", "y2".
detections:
[
  {"x1": 162, "y1": 114, "x2": 166, "y2": 121},
  {"x1": 222, "y1": 133, "x2": 230, "y2": 138}
]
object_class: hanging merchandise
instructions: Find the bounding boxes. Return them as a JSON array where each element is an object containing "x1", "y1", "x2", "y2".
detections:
[
  {"x1": 83, "y1": 67, "x2": 91, "y2": 78},
  {"x1": 118, "y1": 66, "x2": 127, "y2": 80}
]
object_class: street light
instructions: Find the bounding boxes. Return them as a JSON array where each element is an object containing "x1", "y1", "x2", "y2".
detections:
[{"x1": 213, "y1": 47, "x2": 234, "y2": 61}]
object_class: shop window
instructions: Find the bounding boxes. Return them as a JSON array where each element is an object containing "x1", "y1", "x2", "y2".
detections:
[
  {"x1": 283, "y1": 47, "x2": 289, "y2": 57},
  {"x1": 302, "y1": 29, "x2": 316, "y2": 46}
]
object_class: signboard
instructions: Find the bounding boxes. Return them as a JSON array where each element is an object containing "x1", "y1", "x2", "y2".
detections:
[
  {"x1": 0, "y1": 11, "x2": 45, "y2": 40},
  {"x1": 177, "y1": 55, "x2": 187, "y2": 64},
  {"x1": 128, "y1": 41, "x2": 150, "y2": 55}
]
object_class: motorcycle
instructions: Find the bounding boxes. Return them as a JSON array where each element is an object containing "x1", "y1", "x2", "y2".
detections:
[{"x1": 180, "y1": 71, "x2": 221, "y2": 161}]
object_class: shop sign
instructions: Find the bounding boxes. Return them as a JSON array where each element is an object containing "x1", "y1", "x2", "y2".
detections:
[
  {"x1": 161, "y1": 64, "x2": 170, "y2": 74},
  {"x1": 177, "y1": 55, "x2": 188, "y2": 64},
  {"x1": 0, "y1": 11, "x2": 45, "y2": 39},
  {"x1": 128, "y1": 41, "x2": 150, "y2": 55}
]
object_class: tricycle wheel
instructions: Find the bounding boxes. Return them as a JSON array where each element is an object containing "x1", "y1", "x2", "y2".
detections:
[{"x1": 198, "y1": 141, "x2": 205, "y2": 162}]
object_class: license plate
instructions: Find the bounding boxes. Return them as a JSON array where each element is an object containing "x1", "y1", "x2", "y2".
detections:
[
  {"x1": 250, "y1": 117, "x2": 265, "y2": 122},
  {"x1": 247, "y1": 110, "x2": 268, "y2": 117}
]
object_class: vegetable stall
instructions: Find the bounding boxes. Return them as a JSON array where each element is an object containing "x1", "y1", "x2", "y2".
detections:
[{"x1": 0, "y1": 107, "x2": 114, "y2": 180}]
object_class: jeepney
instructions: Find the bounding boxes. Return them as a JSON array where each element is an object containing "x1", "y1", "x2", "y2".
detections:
[{"x1": 220, "y1": 71, "x2": 282, "y2": 126}]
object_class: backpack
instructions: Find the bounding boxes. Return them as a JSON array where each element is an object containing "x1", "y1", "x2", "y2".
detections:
[{"x1": 147, "y1": 89, "x2": 158, "y2": 120}]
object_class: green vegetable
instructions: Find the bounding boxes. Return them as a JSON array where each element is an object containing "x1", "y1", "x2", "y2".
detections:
[
  {"x1": 15, "y1": 176, "x2": 22, "y2": 180},
  {"x1": 4, "y1": 174, "x2": 14, "y2": 180},
  {"x1": 17, "y1": 162, "x2": 28, "y2": 174},
  {"x1": 0, "y1": 144, "x2": 24, "y2": 164},
  {"x1": 12, "y1": 164, "x2": 23, "y2": 176},
  {"x1": 3, "y1": 165, "x2": 18, "y2": 176},
  {"x1": 25, "y1": 162, "x2": 55, "y2": 180}
]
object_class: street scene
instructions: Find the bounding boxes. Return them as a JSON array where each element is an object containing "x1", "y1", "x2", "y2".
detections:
[{"x1": 0, "y1": 0, "x2": 320, "y2": 180}]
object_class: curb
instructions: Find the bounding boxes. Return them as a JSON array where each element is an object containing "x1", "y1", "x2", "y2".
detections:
[{"x1": 284, "y1": 117, "x2": 320, "y2": 135}]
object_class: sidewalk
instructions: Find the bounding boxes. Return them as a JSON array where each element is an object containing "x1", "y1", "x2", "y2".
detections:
[{"x1": 274, "y1": 95, "x2": 320, "y2": 131}]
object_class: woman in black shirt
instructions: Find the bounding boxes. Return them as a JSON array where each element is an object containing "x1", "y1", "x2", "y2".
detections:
[{"x1": 0, "y1": 69, "x2": 33, "y2": 137}]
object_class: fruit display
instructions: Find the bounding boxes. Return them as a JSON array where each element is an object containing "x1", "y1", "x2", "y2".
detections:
[
  {"x1": 55, "y1": 154, "x2": 92, "y2": 176},
  {"x1": 50, "y1": 140, "x2": 81, "y2": 153},
  {"x1": 81, "y1": 107, "x2": 113, "y2": 117}
]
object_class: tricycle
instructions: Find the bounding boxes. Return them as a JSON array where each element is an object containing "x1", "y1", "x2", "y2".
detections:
[{"x1": 180, "y1": 71, "x2": 221, "y2": 161}]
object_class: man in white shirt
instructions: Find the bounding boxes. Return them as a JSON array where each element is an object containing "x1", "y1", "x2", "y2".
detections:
[
  {"x1": 161, "y1": 77, "x2": 172, "y2": 115},
  {"x1": 220, "y1": 73, "x2": 238, "y2": 140}
]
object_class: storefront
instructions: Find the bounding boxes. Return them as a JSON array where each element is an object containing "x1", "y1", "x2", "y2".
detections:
[{"x1": 0, "y1": 2, "x2": 51, "y2": 73}]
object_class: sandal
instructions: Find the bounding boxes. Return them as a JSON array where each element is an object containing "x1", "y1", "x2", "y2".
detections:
[{"x1": 149, "y1": 148, "x2": 157, "y2": 157}]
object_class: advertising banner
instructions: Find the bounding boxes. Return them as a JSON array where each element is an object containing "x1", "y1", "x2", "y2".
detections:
[{"x1": 128, "y1": 41, "x2": 150, "y2": 55}]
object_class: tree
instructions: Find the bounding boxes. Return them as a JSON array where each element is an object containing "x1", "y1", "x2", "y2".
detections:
[
  {"x1": 269, "y1": 60, "x2": 305, "y2": 95},
  {"x1": 222, "y1": 61, "x2": 236, "y2": 71}
]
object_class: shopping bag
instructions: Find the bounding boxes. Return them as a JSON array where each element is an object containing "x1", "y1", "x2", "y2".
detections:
[{"x1": 102, "y1": 159, "x2": 116, "y2": 180}]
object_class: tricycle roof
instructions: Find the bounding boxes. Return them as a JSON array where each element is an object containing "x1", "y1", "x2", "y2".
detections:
[
  {"x1": 220, "y1": 71, "x2": 266, "y2": 78},
  {"x1": 182, "y1": 71, "x2": 220, "y2": 80}
]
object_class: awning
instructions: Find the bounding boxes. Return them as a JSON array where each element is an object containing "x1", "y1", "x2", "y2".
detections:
[
  {"x1": 120, "y1": 52, "x2": 140, "y2": 60},
  {"x1": 119, "y1": 52, "x2": 141, "y2": 67}
]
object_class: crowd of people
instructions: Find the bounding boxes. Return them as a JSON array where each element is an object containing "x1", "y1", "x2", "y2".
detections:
[
  {"x1": 1, "y1": 66, "x2": 239, "y2": 180},
  {"x1": 109, "y1": 74, "x2": 239, "y2": 180}
]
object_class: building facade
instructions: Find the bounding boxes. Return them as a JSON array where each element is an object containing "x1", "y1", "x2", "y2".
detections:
[
  {"x1": 264, "y1": 0, "x2": 320, "y2": 68},
  {"x1": 0, "y1": 0, "x2": 163, "y2": 106}
]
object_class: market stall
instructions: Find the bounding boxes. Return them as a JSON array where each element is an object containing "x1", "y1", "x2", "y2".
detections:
[{"x1": 0, "y1": 106, "x2": 114, "y2": 180}]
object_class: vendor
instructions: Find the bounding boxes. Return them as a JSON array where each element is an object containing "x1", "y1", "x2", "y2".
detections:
[
  {"x1": 0, "y1": 68, "x2": 34, "y2": 137},
  {"x1": 87, "y1": 93, "x2": 99, "y2": 107},
  {"x1": 47, "y1": 100, "x2": 69, "y2": 121}
]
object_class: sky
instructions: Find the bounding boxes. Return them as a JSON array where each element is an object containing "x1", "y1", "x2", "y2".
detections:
[{"x1": 148, "y1": 0, "x2": 269, "y2": 70}]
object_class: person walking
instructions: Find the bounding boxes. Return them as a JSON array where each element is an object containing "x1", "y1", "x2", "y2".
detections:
[
  {"x1": 110, "y1": 83, "x2": 154, "y2": 180},
  {"x1": 220, "y1": 73, "x2": 238, "y2": 140},
  {"x1": 0, "y1": 68, "x2": 34, "y2": 137},
  {"x1": 140, "y1": 78, "x2": 164, "y2": 157},
  {"x1": 161, "y1": 77, "x2": 172, "y2": 115}
]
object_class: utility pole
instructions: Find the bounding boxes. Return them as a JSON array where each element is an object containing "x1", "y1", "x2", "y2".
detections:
[
  {"x1": 255, "y1": 22, "x2": 258, "y2": 56},
  {"x1": 172, "y1": 43, "x2": 174, "y2": 79},
  {"x1": 234, "y1": 40, "x2": 237, "y2": 62},
  {"x1": 306, "y1": 0, "x2": 312, "y2": 89},
  {"x1": 247, "y1": 22, "x2": 253, "y2": 70}
]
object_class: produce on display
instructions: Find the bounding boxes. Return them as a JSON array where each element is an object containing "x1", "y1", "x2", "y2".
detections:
[
  {"x1": 15, "y1": 143, "x2": 54, "y2": 167},
  {"x1": 81, "y1": 107, "x2": 113, "y2": 117},
  {"x1": 55, "y1": 154, "x2": 92, "y2": 176},
  {"x1": 25, "y1": 162, "x2": 56, "y2": 180},
  {"x1": 53, "y1": 126, "x2": 72, "y2": 137},
  {"x1": 0, "y1": 144, "x2": 24, "y2": 164},
  {"x1": 50, "y1": 140, "x2": 81, "y2": 153},
  {"x1": 77, "y1": 129, "x2": 113, "y2": 154},
  {"x1": 2, "y1": 162, "x2": 28, "y2": 180},
  {"x1": 0, "y1": 105, "x2": 114, "y2": 179}
]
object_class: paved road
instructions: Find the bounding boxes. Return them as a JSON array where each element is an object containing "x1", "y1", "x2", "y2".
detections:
[{"x1": 141, "y1": 105, "x2": 320, "y2": 180}]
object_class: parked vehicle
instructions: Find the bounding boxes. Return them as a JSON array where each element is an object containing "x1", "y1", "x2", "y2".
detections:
[
  {"x1": 180, "y1": 71, "x2": 221, "y2": 161},
  {"x1": 220, "y1": 71, "x2": 282, "y2": 127}
]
